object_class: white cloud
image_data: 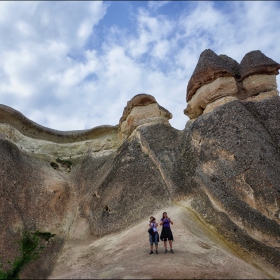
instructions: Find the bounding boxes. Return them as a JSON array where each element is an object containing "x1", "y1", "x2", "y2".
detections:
[
  {"x1": 148, "y1": 1, "x2": 170, "y2": 11},
  {"x1": 0, "y1": 1, "x2": 279, "y2": 132}
]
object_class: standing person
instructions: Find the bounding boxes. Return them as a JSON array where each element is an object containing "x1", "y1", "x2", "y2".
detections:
[
  {"x1": 160, "y1": 212, "x2": 174, "y2": 254},
  {"x1": 148, "y1": 216, "x2": 159, "y2": 254}
]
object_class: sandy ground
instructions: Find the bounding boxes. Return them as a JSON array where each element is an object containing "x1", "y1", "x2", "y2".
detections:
[{"x1": 49, "y1": 204, "x2": 275, "y2": 279}]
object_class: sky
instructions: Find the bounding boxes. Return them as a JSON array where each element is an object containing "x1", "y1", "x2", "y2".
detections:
[{"x1": 0, "y1": 1, "x2": 280, "y2": 131}]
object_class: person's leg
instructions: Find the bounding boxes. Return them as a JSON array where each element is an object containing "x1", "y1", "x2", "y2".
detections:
[
  {"x1": 168, "y1": 240, "x2": 174, "y2": 253},
  {"x1": 168, "y1": 240, "x2": 172, "y2": 249},
  {"x1": 164, "y1": 239, "x2": 168, "y2": 253},
  {"x1": 155, "y1": 233, "x2": 159, "y2": 253},
  {"x1": 149, "y1": 235, "x2": 154, "y2": 254}
]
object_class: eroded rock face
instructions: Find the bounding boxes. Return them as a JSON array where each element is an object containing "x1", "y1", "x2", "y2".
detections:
[
  {"x1": 119, "y1": 94, "x2": 172, "y2": 142},
  {"x1": 1, "y1": 51, "x2": 280, "y2": 279},
  {"x1": 184, "y1": 77, "x2": 238, "y2": 119},
  {"x1": 0, "y1": 105, "x2": 119, "y2": 159},
  {"x1": 185, "y1": 98, "x2": 280, "y2": 275},
  {"x1": 186, "y1": 49, "x2": 235, "y2": 102},
  {"x1": 240, "y1": 74, "x2": 278, "y2": 99},
  {"x1": 239, "y1": 50, "x2": 280, "y2": 81},
  {"x1": 185, "y1": 49, "x2": 280, "y2": 120}
]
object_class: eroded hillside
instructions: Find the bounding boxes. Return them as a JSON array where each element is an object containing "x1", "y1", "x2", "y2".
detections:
[{"x1": 0, "y1": 50, "x2": 280, "y2": 279}]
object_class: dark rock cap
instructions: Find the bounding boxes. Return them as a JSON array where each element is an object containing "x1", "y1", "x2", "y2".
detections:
[
  {"x1": 187, "y1": 49, "x2": 235, "y2": 102},
  {"x1": 119, "y1": 94, "x2": 157, "y2": 125},
  {"x1": 219, "y1": 54, "x2": 241, "y2": 79},
  {"x1": 239, "y1": 50, "x2": 280, "y2": 81}
]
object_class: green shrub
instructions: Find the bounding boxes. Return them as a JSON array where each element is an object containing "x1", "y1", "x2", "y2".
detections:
[
  {"x1": 56, "y1": 158, "x2": 72, "y2": 169},
  {"x1": 0, "y1": 230, "x2": 56, "y2": 279}
]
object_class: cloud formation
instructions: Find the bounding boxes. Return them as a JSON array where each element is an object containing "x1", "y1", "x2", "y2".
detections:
[{"x1": 0, "y1": 1, "x2": 279, "y2": 131}]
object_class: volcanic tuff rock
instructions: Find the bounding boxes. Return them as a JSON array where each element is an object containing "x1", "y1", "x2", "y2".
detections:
[
  {"x1": 184, "y1": 77, "x2": 238, "y2": 119},
  {"x1": 118, "y1": 93, "x2": 172, "y2": 142},
  {"x1": 239, "y1": 50, "x2": 280, "y2": 81},
  {"x1": 0, "y1": 104, "x2": 119, "y2": 159},
  {"x1": 1, "y1": 50, "x2": 280, "y2": 279},
  {"x1": 186, "y1": 49, "x2": 235, "y2": 102},
  {"x1": 185, "y1": 49, "x2": 280, "y2": 119}
]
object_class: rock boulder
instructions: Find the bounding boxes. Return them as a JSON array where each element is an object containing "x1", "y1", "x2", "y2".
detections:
[
  {"x1": 185, "y1": 50, "x2": 280, "y2": 119},
  {"x1": 119, "y1": 94, "x2": 172, "y2": 142},
  {"x1": 186, "y1": 49, "x2": 235, "y2": 102}
]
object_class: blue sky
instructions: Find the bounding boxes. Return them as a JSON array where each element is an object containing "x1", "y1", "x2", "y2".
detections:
[{"x1": 0, "y1": 1, "x2": 280, "y2": 131}]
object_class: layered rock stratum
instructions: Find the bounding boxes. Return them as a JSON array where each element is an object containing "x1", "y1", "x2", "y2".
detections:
[{"x1": 1, "y1": 49, "x2": 280, "y2": 279}]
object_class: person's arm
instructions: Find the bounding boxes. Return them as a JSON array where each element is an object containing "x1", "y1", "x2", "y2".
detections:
[
  {"x1": 149, "y1": 222, "x2": 151, "y2": 227},
  {"x1": 155, "y1": 222, "x2": 158, "y2": 228},
  {"x1": 169, "y1": 218, "x2": 173, "y2": 225},
  {"x1": 159, "y1": 219, "x2": 163, "y2": 226}
]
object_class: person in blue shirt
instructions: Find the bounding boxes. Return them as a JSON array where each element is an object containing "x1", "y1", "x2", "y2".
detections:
[
  {"x1": 160, "y1": 212, "x2": 174, "y2": 254},
  {"x1": 148, "y1": 216, "x2": 159, "y2": 254}
]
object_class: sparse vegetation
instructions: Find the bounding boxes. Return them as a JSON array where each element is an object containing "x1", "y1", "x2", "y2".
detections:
[
  {"x1": 50, "y1": 158, "x2": 73, "y2": 171},
  {"x1": 56, "y1": 158, "x2": 72, "y2": 169},
  {"x1": 0, "y1": 230, "x2": 56, "y2": 279},
  {"x1": 50, "y1": 162, "x2": 59, "y2": 169},
  {"x1": 33, "y1": 231, "x2": 56, "y2": 245}
]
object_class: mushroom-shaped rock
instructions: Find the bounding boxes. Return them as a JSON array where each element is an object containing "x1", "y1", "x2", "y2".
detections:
[
  {"x1": 119, "y1": 94, "x2": 157, "y2": 126},
  {"x1": 184, "y1": 77, "x2": 238, "y2": 119},
  {"x1": 119, "y1": 94, "x2": 172, "y2": 142},
  {"x1": 219, "y1": 54, "x2": 241, "y2": 79},
  {"x1": 239, "y1": 51, "x2": 280, "y2": 99},
  {"x1": 185, "y1": 50, "x2": 239, "y2": 119},
  {"x1": 240, "y1": 50, "x2": 280, "y2": 81},
  {"x1": 186, "y1": 49, "x2": 235, "y2": 102}
]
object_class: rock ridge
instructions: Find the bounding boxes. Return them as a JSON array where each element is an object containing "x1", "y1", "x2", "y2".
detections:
[
  {"x1": 0, "y1": 104, "x2": 118, "y2": 143},
  {"x1": 1, "y1": 50, "x2": 280, "y2": 279}
]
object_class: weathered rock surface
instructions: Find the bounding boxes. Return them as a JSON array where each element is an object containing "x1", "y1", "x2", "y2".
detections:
[
  {"x1": 219, "y1": 54, "x2": 241, "y2": 78},
  {"x1": 186, "y1": 49, "x2": 235, "y2": 102},
  {"x1": 1, "y1": 50, "x2": 280, "y2": 279},
  {"x1": 119, "y1": 94, "x2": 172, "y2": 142},
  {"x1": 0, "y1": 104, "x2": 119, "y2": 144},
  {"x1": 184, "y1": 77, "x2": 238, "y2": 119},
  {"x1": 49, "y1": 206, "x2": 272, "y2": 279},
  {"x1": 240, "y1": 74, "x2": 278, "y2": 99},
  {"x1": 0, "y1": 105, "x2": 119, "y2": 159},
  {"x1": 203, "y1": 96, "x2": 238, "y2": 115},
  {"x1": 185, "y1": 50, "x2": 280, "y2": 119},
  {"x1": 119, "y1": 93, "x2": 157, "y2": 125},
  {"x1": 239, "y1": 50, "x2": 280, "y2": 81}
]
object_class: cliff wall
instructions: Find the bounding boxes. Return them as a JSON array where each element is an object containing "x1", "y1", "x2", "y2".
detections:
[{"x1": 0, "y1": 50, "x2": 280, "y2": 279}]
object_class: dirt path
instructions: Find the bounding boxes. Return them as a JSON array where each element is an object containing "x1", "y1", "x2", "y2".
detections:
[{"x1": 49, "y1": 205, "x2": 273, "y2": 279}]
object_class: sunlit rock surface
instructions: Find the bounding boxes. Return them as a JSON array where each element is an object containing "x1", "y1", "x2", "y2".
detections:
[
  {"x1": 184, "y1": 76, "x2": 238, "y2": 119},
  {"x1": 118, "y1": 93, "x2": 172, "y2": 142},
  {"x1": 185, "y1": 49, "x2": 280, "y2": 120},
  {"x1": 1, "y1": 50, "x2": 280, "y2": 279}
]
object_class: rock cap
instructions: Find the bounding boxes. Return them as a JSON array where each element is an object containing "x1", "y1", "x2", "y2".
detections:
[
  {"x1": 187, "y1": 49, "x2": 235, "y2": 102},
  {"x1": 219, "y1": 54, "x2": 240, "y2": 78},
  {"x1": 240, "y1": 50, "x2": 280, "y2": 81},
  {"x1": 119, "y1": 94, "x2": 157, "y2": 126}
]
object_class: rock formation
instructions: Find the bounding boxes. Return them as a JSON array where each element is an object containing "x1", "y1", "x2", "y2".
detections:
[
  {"x1": 1, "y1": 50, "x2": 280, "y2": 279},
  {"x1": 118, "y1": 93, "x2": 172, "y2": 142},
  {"x1": 0, "y1": 104, "x2": 119, "y2": 159},
  {"x1": 184, "y1": 49, "x2": 280, "y2": 119}
]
